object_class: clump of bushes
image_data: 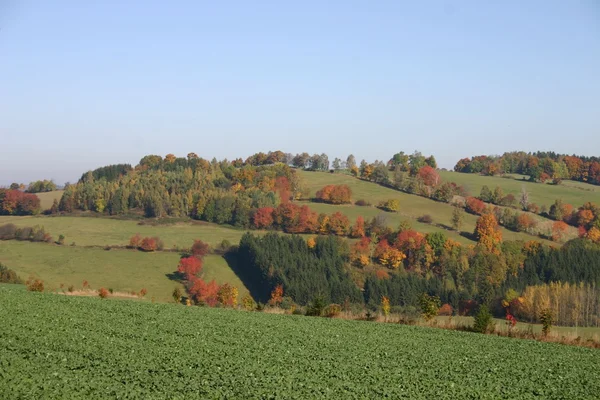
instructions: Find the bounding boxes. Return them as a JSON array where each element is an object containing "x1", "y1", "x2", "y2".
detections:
[
  {"x1": 26, "y1": 277, "x2": 44, "y2": 292},
  {"x1": 417, "y1": 214, "x2": 433, "y2": 224},
  {"x1": 128, "y1": 234, "x2": 164, "y2": 252},
  {"x1": 354, "y1": 199, "x2": 371, "y2": 207},
  {"x1": 0, "y1": 224, "x2": 52, "y2": 243},
  {"x1": 98, "y1": 287, "x2": 109, "y2": 299},
  {"x1": 324, "y1": 304, "x2": 342, "y2": 318},
  {"x1": 0, "y1": 263, "x2": 23, "y2": 284},
  {"x1": 378, "y1": 199, "x2": 400, "y2": 213},
  {"x1": 314, "y1": 184, "x2": 352, "y2": 205}
]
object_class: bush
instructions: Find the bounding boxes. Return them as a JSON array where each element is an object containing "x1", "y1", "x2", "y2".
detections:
[
  {"x1": 305, "y1": 296, "x2": 326, "y2": 316},
  {"x1": 98, "y1": 287, "x2": 109, "y2": 299},
  {"x1": 324, "y1": 304, "x2": 342, "y2": 318},
  {"x1": 417, "y1": 214, "x2": 433, "y2": 224},
  {"x1": 465, "y1": 197, "x2": 486, "y2": 215},
  {"x1": 0, "y1": 223, "x2": 17, "y2": 240},
  {"x1": 354, "y1": 199, "x2": 371, "y2": 207},
  {"x1": 26, "y1": 277, "x2": 44, "y2": 292},
  {"x1": 418, "y1": 293, "x2": 441, "y2": 321},
  {"x1": 438, "y1": 303, "x2": 453, "y2": 316},
  {"x1": 472, "y1": 305, "x2": 494, "y2": 333},
  {"x1": 139, "y1": 236, "x2": 164, "y2": 251},
  {"x1": 129, "y1": 233, "x2": 142, "y2": 248},
  {"x1": 57, "y1": 234, "x2": 65, "y2": 245},
  {"x1": 378, "y1": 199, "x2": 400, "y2": 213},
  {"x1": 540, "y1": 308, "x2": 553, "y2": 337},
  {"x1": 139, "y1": 288, "x2": 148, "y2": 298},
  {"x1": 315, "y1": 185, "x2": 352, "y2": 204},
  {"x1": 0, "y1": 263, "x2": 23, "y2": 284}
]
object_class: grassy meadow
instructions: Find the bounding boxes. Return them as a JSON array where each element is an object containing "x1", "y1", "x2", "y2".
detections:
[
  {"x1": 0, "y1": 215, "x2": 252, "y2": 249},
  {"x1": 0, "y1": 241, "x2": 249, "y2": 303},
  {"x1": 440, "y1": 171, "x2": 600, "y2": 208},
  {"x1": 298, "y1": 170, "x2": 556, "y2": 245},
  {"x1": 35, "y1": 190, "x2": 64, "y2": 210}
]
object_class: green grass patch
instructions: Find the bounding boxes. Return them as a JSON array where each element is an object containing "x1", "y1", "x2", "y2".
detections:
[
  {"x1": 0, "y1": 241, "x2": 248, "y2": 303},
  {"x1": 35, "y1": 190, "x2": 64, "y2": 210},
  {"x1": 1, "y1": 285, "x2": 599, "y2": 398},
  {"x1": 440, "y1": 171, "x2": 600, "y2": 208}
]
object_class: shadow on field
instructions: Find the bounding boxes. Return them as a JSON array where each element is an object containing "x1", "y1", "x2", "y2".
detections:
[{"x1": 223, "y1": 252, "x2": 268, "y2": 304}]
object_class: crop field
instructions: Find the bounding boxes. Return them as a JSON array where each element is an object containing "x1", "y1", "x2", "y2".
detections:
[
  {"x1": 0, "y1": 216, "x2": 252, "y2": 249},
  {"x1": 439, "y1": 171, "x2": 600, "y2": 208},
  {"x1": 1, "y1": 285, "x2": 599, "y2": 399},
  {"x1": 35, "y1": 190, "x2": 64, "y2": 210},
  {"x1": 299, "y1": 171, "x2": 556, "y2": 245},
  {"x1": 0, "y1": 241, "x2": 248, "y2": 303}
]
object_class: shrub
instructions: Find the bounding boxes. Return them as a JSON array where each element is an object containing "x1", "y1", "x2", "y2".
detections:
[
  {"x1": 242, "y1": 294, "x2": 256, "y2": 311},
  {"x1": 26, "y1": 277, "x2": 44, "y2": 292},
  {"x1": 0, "y1": 223, "x2": 17, "y2": 240},
  {"x1": 0, "y1": 263, "x2": 22, "y2": 284},
  {"x1": 324, "y1": 304, "x2": 342, "y2": 318},
  {"x1": 473, "y1": 305, "x2": 494, "y2": 333},
  {"x1": 191, "y1": 239, "x2": 210, "y2": 257},
  {"x1": 140, "y1": 236, "x2": 163, "y2": 251},
  {"x1": 417, "y1": 214, "x2": 433, "y2": 224},
  {"x1": 15, "y1": 227, "x2": 33, "y2": 241},
  {"x1": 438, "y1": 303, "x2": 453, "y2": 316},
  {"x1": 315, "y1": 185, "x2": 352, "y2": 204},
  {"x1": 354, "y1": 199, "x2": 371, "y2": 207},
  {"x1": 465, "y1": 197, "x2": 486, "y2": 215},
  {"x1": 67, "y1": 285, "x2": 74, "y2": 293},
  {"x1": 418, "y1": 293, "x2": 441, "y2": 321},
  {"x1": 172, "y1": 287, "x2": 182, "y2": 303},
  {"x1": 98, "y1": 287, "x2": 109, "y2": 299},
  {"x1": 305, "y1": 296, "x2": 326, "y2": 317},
  {"x1": 129, "y1": 233, "x2": 142, "y2": 248},
  {"x1": 57, "y1": 234, "x2": 65, "y2": 245},
  {"x1": 139, "y1": 288, "x2": 148, "y2": 298},
  {"x1": 378, "y1": 199, "x2": 400, "y2": 213},
  {"x1": 540, "y1": 308, "x2": 553, "y2": 337}
]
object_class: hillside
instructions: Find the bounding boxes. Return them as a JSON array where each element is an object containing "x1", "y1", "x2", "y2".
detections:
[
  {"x1": 0, "y1": 240, "x2": 249, "y2": 303},
  {"x1": 1, "y1": 284, "x2": 599, "y2": 399},
  {"x1": 440, "y1": 171, "x2": 600, "y2": 209},
  {"x1": 298, "y1": 170, "x2": 557, "y2": 245}
]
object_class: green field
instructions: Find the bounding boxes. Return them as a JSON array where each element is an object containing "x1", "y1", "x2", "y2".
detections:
[
  {"x1": 35, "y1": 190, "x2": 64, "y2": 210},
  {"x1": 1, "y1": 284, "x2": 598, "y2": 399},
  {"x1": 440, "y1": 171, "x2": 600, "y2": 208},
  {"x1": 0, "y1": 241, "x2": 249, "y2": 303},
  {"x1": 299, "y1": 171, "x2": 556, "y2": 245},
  {"x1": 0, "y1": 216, "x2": 251, "y2": 249}
]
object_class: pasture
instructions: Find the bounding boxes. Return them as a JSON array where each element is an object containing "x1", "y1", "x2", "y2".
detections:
[
  {"x1": 35, "y1": 190, "x2": 64, "y2": 210},
  {"x1": 1, "y1": 284, "x2": 599, "y2": 399},
  {"x1": 0, "y1": 241, "x2": 248, "y2": 303},
  {"x1": 440, "y1": 171, "x2": 600, "y2": 208},
  {"x1": 299, "y1": 171, "x2": 556, "y2": 245}
]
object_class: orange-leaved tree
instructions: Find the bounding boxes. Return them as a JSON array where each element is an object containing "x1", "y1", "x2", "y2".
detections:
[{"x1": 474, "y1": 213, "x2": 502, "y2": 254}]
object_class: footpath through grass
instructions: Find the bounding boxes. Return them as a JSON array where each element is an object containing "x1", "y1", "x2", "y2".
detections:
[{"x1": 1, "y1": 284, "x2": 599, "y2": 399}]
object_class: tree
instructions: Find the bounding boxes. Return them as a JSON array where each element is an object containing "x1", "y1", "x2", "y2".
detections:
[
  {"x1": 381, "y1": 296, "x2": 391, "y2": 321},
  {"x1": 178, "y1": 256, "x2": 203, "y2": 281},
  {"x1": 350, "y1": 216, "x2": 366, "y2": 238},
  {"x1": 540, "y1": 308, "x2": 553, "y2": 337},
  {"x1": 252, "y1": 207, "x2": 274, "y2": 229},
  {"x1": 473, "y1": 305, "x2": 493, "y2": 333},
  {"x1": 419, "y1": 293, "x2": 441, "y2": 321},
  {"x1": 520, "y1": 187, "x2": 529, "y2": 211},
  {"x1": 346, "y1": 154, "x2": 356, "y2": 170},
  {"x1": 465, "y1": 197, "x2": 486, "y2": 215},
  {"x1": 269, "y1": 284, "x2": 284, "y2": 306},
  {"x1": 474, "y1": 214, "x2": 502, "y2": 254},
  {"x1": 332, "y1": 158, "x2": 341, "y2": 171},
  {"x1": 451, "y1": 206, "x2": 464, "y2": 231},
  {"x1": 551, "y1": 221, "x2": 569, "y2": 242},
  {"x1": 417, "y1": 166, "x2": 440, "y2": 187},
  {"x1": 479, "y1": 185, "x2": 492, "y2": 202},
  {"x1": 315, "y1": 185, "x2": 352, "y2": 204},
  {"x1": 191, "y1": 240, "x2": 209, "y2": 258}
]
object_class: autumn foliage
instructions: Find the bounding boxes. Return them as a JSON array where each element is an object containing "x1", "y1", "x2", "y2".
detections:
[
  {"x1": 475, "y1": 214, "x2": 502, "y2": 254},
  {"x1": 315, "y1": 185, "x2": 352, "y2": 204},
  {"x1": 417, "y1": 166, "x2": 441, "y2": 187},
  {"x1": 178, "y1": 256, "x2": 203, "y2": 281},
  {"x1": 0, "y1": 189, "x2": 41, "y2": 216},
  {"x1": 269, "y1": 284, "x2": 284, "y2": 306},
  {"x1": 191, "y1": 240, "x2": 209, "y2": 258},
  {"x1": 466, "y1": 197, "x2": 486, "y2": 215}
]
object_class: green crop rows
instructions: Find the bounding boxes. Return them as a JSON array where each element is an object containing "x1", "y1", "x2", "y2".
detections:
[{"x1": 1, "y1": 285, "x2": 599, "y2": 399}]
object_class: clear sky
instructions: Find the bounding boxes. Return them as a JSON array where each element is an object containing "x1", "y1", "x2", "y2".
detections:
[{"x1": 1, "y1": 1, "x2": 599, "y2": 185}]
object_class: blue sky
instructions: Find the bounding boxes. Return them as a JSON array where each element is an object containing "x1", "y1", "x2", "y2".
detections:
[{"x1": 1, "y1": 1, "x2": 599, "y2": 185}]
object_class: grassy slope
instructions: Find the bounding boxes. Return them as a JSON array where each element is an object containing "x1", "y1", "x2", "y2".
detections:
[
  {"x1": 299, "y1": 170, "x2": 555, "y2": 245},
  {"x1": 0, "y1": 241, "x2": 249, "y2": 303},
  {"x1": 0, "y1": 216, "x2": 252, "y2": 248},
  {"x1": 1, "y1": 285, "x2": 599, "y2": 399},
  {"x1": 440, "y1": 171, "x2": 600, "y2": 208},
  {"x1": 35, "y1": 190, "x2": 64, "y2": 210}
]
